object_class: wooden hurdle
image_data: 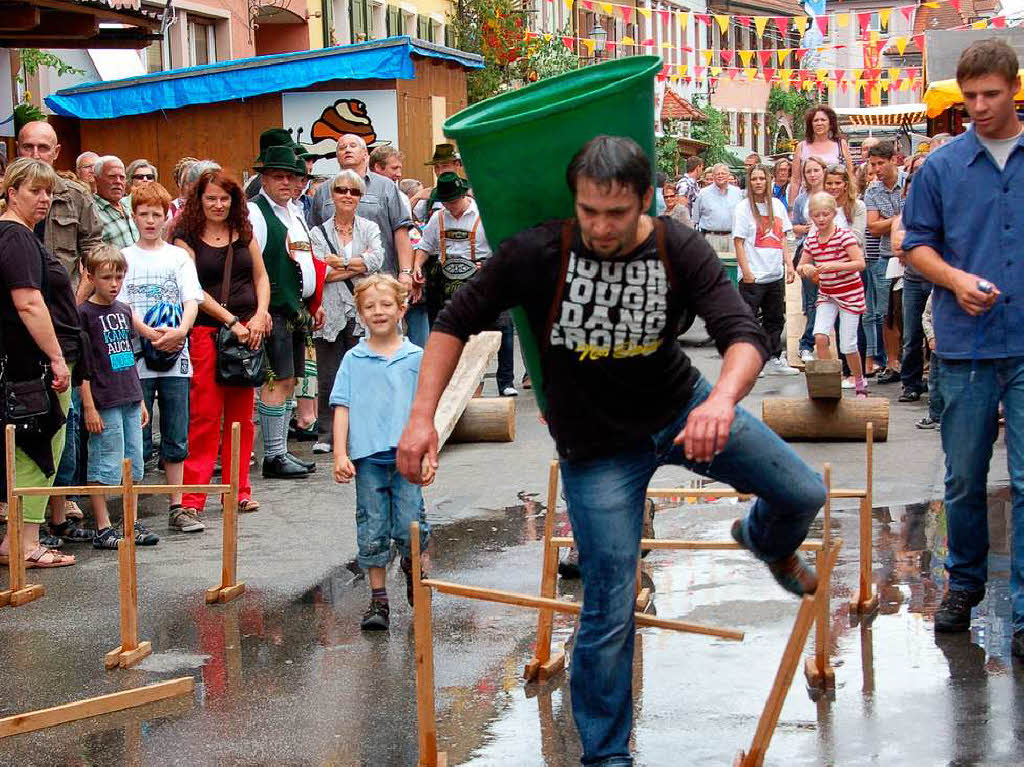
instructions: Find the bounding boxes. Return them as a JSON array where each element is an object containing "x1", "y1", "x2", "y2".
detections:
[
  {"x1": 849, "y1": 423, "x2": 879, "y2": 615},
  {"x1": 2, "y1": 424, "x2": 243, "y2": 623},
  {"x1": 412, "y1": 519, "x2": 837, "y2": 767},
  {"x1": 804, "y1": 464, "x2": 835, "y2": 691},
  {"x1": 523, "y1": 461, "x2": 565, "y2": 682}
]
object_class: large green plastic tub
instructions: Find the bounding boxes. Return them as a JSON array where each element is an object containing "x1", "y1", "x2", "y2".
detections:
[
  {"x1": 444, "y1": 56, "x2": 662, "y2": 411},
  {"x1": 719, "y1": 254, "x2": 739, "y2": 286}
]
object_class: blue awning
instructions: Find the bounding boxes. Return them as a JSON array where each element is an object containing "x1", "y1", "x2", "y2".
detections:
[{"x1": 45, "y1": 36, "x2": 483, "y2": 120}]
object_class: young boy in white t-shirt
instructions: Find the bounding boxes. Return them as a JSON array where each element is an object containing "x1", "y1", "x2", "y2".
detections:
[
  {"x1": 119, "y1": 183, "x2": 204, "y2": 533},
  {"x1": 732, "y1": 164, "x2": 798, "y2": 376}
]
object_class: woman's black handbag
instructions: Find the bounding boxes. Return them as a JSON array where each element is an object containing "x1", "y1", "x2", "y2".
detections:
[
  {"x1": 214, "y1": 243, "x2": 268, "y2": 387},
  {"x1": 2, "y1": 366, "x2": 51, "y2": 430}
]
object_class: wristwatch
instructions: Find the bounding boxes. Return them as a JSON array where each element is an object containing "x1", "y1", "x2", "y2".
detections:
[
  {"x1": 400, "y1": 268, "x2": 414, "y2": 275},
  {"x1": 226, "y1": 316, "x2": 239, "y2": 329}
]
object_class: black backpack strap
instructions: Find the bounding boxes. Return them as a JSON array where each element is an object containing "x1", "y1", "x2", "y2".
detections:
[{"x1": 541, "y1": 219, "x2": 576, "y2": 354}]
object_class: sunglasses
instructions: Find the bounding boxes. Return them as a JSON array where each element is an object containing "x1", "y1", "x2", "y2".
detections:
[
  {"x1": 333, "y1": 186, "x2": 363, "y2": 197},
  {"x1": 133, "y1": 173, "x2": 155, "y2": 181}
]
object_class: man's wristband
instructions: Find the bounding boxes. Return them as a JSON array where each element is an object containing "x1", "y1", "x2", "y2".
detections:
[{"x1": 225, "y1": 316, "x2": 239, "y2": 329}]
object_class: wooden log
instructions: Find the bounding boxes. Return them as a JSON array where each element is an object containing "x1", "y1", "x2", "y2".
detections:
[
  {"x1": 421, "y1": 578, "x2": 745, "y2": 641},
  {"x1": 16, "y1": 483, "x2": 231, "y2": 497},
  {"x1": 448, "y1": 397, "x2": 516, "y2": 443},
  {"x1": 761, "y1": 397, "x2": 889, "y2": 441},
  {"x1": 434, "y1": 331, "x2": 501, "y2": 450},
  {"x1": 804, "y1": 359, "x2": 843, "y2": 400},
  {"x1": 550, "y1": 537, "x2": 824, "y2": 552},
  {"x1": 0, "y1": 677, "x2": 194, "y2": 738}
]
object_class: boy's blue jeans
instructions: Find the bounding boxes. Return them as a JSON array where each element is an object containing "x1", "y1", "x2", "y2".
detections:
[
  {"x1": 353, "y1": 459, "x2": 430, "y2": 569},
  {"x1": 559, "y1": 376, "x2": 825, "y2": 766},
  {"x1": 937, "y1": 356, "x2": 1024, "y2": 631}
]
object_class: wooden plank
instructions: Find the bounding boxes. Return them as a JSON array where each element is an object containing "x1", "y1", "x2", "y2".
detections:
[
  {"x1": 550, "y1": 537, "x2": 823, "y2": 552},
  {"x1": 222, "y1": 423, "x2": 241, "y2": 590},
  {"x1": 785, "y1": 269, "x2": 805, "y2": 368},
  {"x1": 411, "y1": 522, "x2": 440, "y2": 767},
  {"x1": 646, "y1": 488, "x2": 752, "y2": 499},
  {"x1": 6, "y1": 426, "x2": 24, "y2": 592},
  {"x1": 434, "y1": 331, "x2": 501, "y2": 449},
  {"x1": 8, "y1": 583, "x2": 44, "y2": 607},
  {"x1": 117, "y1": 642, "x2": 152, "y2": 670},
  {"x1": 804, "y1": 359, "x2": 843, "y2": 400},
  {"x1": 0, "y1": 677, "x2": 194, "y2": 738},
  {"x1": 807, "y1": 468, "x2": 835, "y2": 691},
  {"x1": 16, "y1": 483, "x2": 230, "y2": 497},
  {"x1": 421, "y1": 578, "x2": 744, "y2": 641},
  {"x1": 852, "y1": 422, "x2": 878, "y2": 614}
]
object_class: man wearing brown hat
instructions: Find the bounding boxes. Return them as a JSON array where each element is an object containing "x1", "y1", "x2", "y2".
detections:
[
  {"x1": 415, "y1": 172, "x2": 516, "y2": 395},
  {"x1": 248, "y1": 145, "x2": 322, "y2": 479},
  {"x1": 411, "y1": 143, "x2": 464, "y2": 224}
]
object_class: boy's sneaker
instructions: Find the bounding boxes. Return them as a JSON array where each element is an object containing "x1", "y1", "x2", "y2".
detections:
[
  {"x1": 360, "y1": 599, "x2": 390, "y2": 631},
  {"x1": 501, "y1": 386, "x2": 519, "y2": 397},
  {"x1": 93, "y1": 526, "x2": 122, "y2": 550},
  {"x1": 800, "y1": 349, "x2": 815, "y2": 363},
  {"x1": 898, "y1": 388, "x2": 922, "y2": 402},
  {"x1": 51, "y1": 518, "x2": 94, "y2": 543},
  {"x1": 731, "y1": 519, "x2": 817, "y2": 597},
  {"x1": 132, "y1": 521, "x2": 160, "y2": 546},
  {"x1": 168, "y1": 506, "x2": 205, "y2": 533},
  {"x1": 916, "y1": 416, "x2": 939, "y2": 430},
  {"x1": 934, "y1": 588, "x2": 985, "y2": 633},
  {"x1": 312, "y1": 442, "x2": 332, "y2": 454},
  {"x1": 39, "y1": 530, "x2": 64, "y2": 549}
]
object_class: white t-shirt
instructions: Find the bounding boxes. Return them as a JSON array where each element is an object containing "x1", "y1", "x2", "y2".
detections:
[
  {"x1": 977, "y1": 128, "x2": 1022, "y2": 170},
  {"x1": 119, "y1": 242, "x2": 204, "y2": 379},
  {"x1": 731, "y1": 198, "x2": 792, "y2": 283}
]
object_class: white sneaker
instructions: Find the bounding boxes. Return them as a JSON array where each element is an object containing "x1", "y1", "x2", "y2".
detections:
[
  {"x1": 765, "y1": 355, "x2": 800, "y2": 375},
  {"x1": 841, "y1": 377, "x2": 855, "y2": 389},
  {"x1": 501, "y1": 386, "x2": 519, "y2": 397},
  {"x1": 800, "y1": 349, "x2": 815, "y2": 362},
  {"x1": 312, "y1": 442, "x2": 333, "y2": 454}
]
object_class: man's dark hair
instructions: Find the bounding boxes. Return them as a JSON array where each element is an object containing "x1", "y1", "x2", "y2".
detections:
[
  {"x1": 566, "y1": 135, "x2": 651, "y2": 202},
  {"x1": 686, "y1": 156, "x2": 703, "y2": 172},
  {"x1": 867, "y1": 141, "x2": 894, "y2": 160},
  {"x1": 956, "y1": 38, "x2": 1019, "y2": 87},
  {"x1": 656, "y1": 171, "x2": 667, "y2": 186}
]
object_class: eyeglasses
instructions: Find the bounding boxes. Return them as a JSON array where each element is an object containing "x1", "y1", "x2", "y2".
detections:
[
  {"x1": 132, "y1": 173, "x2": 155, "y2": 181},
  {"x1": 333, "y1": 187, "x2": 363, "y2": 197}
]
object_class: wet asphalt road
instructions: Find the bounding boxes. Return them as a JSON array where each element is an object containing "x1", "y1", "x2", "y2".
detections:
[{"x1": 1, "y1": 326, "x2": 1020, "y2": 766}]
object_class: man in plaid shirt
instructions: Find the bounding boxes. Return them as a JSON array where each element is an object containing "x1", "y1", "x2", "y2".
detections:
[
  {"x1": 675, "y1": 155, "x2": 704, "y2": 217},
  {"x1": 93, "y1": 155, "x2": 139, "y2": 249}
]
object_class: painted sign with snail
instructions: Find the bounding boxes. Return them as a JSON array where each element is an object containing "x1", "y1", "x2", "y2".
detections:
[{"x1": 282, "y1": 90, "x2": 399, "y2": 176}]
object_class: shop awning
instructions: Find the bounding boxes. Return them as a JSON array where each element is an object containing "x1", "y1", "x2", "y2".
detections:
[
  {"x1": 45, "y1": 36, "x2": 484, "y2": 120},
  {"x1": 835, "y1": 104, "x2": 929, "y2": 126},
  {"x1": 923, "y1": 70, "x2": 1024, "y2": 118}
]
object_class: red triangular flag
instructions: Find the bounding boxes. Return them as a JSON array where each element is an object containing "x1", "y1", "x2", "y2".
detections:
[
  {"x1": 606, "y1": 41, "x2": 615, "y2": 52},
  {"x1": 736, "y1": 15, "x2": 752, "y2": 26},
  {"x1": 727, "y1": 68, "x2": 740, "y2": 79},
  {"x1": 773, "y1": 16, "x2": 788, "y2": 34},
  {"x1": 720, "y1": 49, "x2": 734, "y2": 64},
  {"x1": 816, "y1": 17, "x2": 828, "y2": 36},
  {"x1": 621, "y1": 7, "x2": 632, "y2": 24},
  {"x1": 992, "y1": 16, "x2": 1007, "y2": 28},
  {"x1": 659, "y1": 10, "x2": 670, "y2": 24},
  {"x1": 695, "y1": 13, "x2": 711, "y2": 26},
  {"x1": 695, "y1": 66, "x2": 705, "y2": 77},
  {"x1": 709, "y1": 77, "x2": 719, "y2": 87},
  {"x1": 796, "y1": 47, "x2": 808, "y2": 59},
  {"x1": 900, "y1": 5, "x2": 914, "y2": 23},
  {"x1": 950, "y1": 0, "x2": 962, "y2": 14},
  {"x1": 913, "y1": 33, "x2": 925, "y2": 51},
  {"x1": 758, "y1": 50, "x2": 773, "y2": 66},
  {"x1": 840, "y1": 80, "x2": 848, "y2": 93},
  {"x1": 763, "y1": 67, "x2": 775, "y2": 81},
  {"x1": 642, "y1": 38, "x2": 655, "y2": 47},
  {"x1": 582, "y1": 0, "x2": 593, "y2": 10},
  {"x1": 834, "y1": 69, "x2": 845, "y2": 82},
  {"x1": 561, "y1": 37, "x2": 574, "y2": 50},
  {"x1": 858, "y1": 11, "x2": 872, "y2": 36}
]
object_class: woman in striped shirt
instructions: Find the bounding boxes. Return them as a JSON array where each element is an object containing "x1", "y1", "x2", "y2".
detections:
[{"x1": 797, "y1": 192, "x2": 869, "y2": 398}]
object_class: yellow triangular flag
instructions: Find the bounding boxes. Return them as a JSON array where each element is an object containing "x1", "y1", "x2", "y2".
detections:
[
  {"x1": 972, "y1": 20, "x2": 987, "y2": 30},
  {"x1": 710, "y1": 66, "x2": 722, "y2": 76},
  {"x1": 852, "y1": 68, "x2": 863, "y2": 80},
  {"x1": 563, "y1": 0, "x2": 573, "y2": 11},
  {"x1": 794, "y1": 16, "x2": 808, "y2": 34},
  {"x1": 802, "y1": 79, "x2": 814, "y2": 91},
  {"x1": 583, "y1": 39, "x2": 595, "y2": 55},
  {"x1": 739, "y1": 50, "x2": 754, "y2": 67},
  {"x1": 678, "y1": 12, "x2": 689, "y2": 29},
  {"x1": 678, "y1": 64, "x2": 688, "y2": 77},
  {"x1": 779, "y1": 68, "x2": 793, "y2": 82},
  {"x1": 639, "y1": 8, "x2": 651, "y2": 20},
  {"x1": 544, "y1": 33, "x2": 552, "y2": 42},
  {"x1": 754, "y1": 16, "x2": 769, "y2": 38},
  {"x1": 777, "y1": 48, "x2": 792, "y2": 65},
  {"x1": 744, "y1": 67, "x2": 757, "y2": 81},
  {"x1": 888, "y1": 67, "x2": 900, "y2": 82},
  {"x1": 816, "y1": 68, "x2": 827, "y2": 81},
  {"x1": 895, "y1": 36, "x2": 908, "y2": 56},
  {"x1": 879, "y1": 8, "x2": 891, "y2": 29},
  {"x1": 899, "y1": 77, "x2": 910, "y2": 92},
  {"x1": 923, "y1": 1, "x2": 939, "y2": 7},
  {"x1": 715, "y1": 14, "x2": 730, "y2": 34},
  {"x1": 702, "y1": 49, "x2": 713, "y2": 65},
  {"x1": 836, "y1": 13, "x2": 849, "y2": 28},
  {"x1": 661, "y1": 41, "x2": 671, "y2": 49},
  {"x1": 622, "y1": 35, "x2": 635, "y2": 46},
  {"x1": 869, "y1": 30, "x2": 879, "y2": 44},
  {"x1": 600, "y1": 2, "x2": 612, "y2": 13}
]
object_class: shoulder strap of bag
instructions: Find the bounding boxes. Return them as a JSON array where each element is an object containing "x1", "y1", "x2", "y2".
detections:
[
  {"x1": 541, "y1": 219, "x2": 576, "y2": 354},
  {"x1": 317, "y1": 222, "x2": 356, "y2": 295},
  {"x1": 219, "y1": 239, "x2": 235, "y2": 307}
]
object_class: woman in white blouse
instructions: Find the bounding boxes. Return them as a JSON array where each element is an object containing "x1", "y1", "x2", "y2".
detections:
[{"x1": 308, "y1": 169, "x2": 384, "y2": 454}]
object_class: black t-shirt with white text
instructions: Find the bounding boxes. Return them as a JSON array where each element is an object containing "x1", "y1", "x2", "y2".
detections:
[{"x1": 434, "y1": 217, "x2": 770, "y2": 460}]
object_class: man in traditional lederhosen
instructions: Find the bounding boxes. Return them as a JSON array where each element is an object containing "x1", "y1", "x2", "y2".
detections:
[
  {"x1": 247, "y1": 144, "x2": 325, "y2": 478},
  {"x1": 415, "y1": 172, "x2": 516, "y2": 396}
]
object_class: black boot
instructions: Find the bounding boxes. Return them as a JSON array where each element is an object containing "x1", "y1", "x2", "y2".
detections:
[
  {"x1": 262, "y1": 454, "x2": 309, "y2": 479},
  {"x1": 934, "y1": 588, "x2": 985, "y2": 633}
]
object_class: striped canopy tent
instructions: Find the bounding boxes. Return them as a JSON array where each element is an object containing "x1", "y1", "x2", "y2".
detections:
[
  {"x1": 923, "y1": 70, "x2": 1024, "y2": 117},
  {"x1": 834, "y1": 104, "x2": 929, "y2": 127}
]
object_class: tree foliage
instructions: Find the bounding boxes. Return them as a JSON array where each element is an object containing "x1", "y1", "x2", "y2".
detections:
[
  {"x1": 524, "y1": 27, "x2": 578, "y2": 82},
  {"x1": 448, "y1": 0, "x2": 531, "y2": 103},
  {"x1": 656, "y1": 120, "x2": 682, "y2": 176},
  {"x1": 690, "y1": 95, "x2": 741, "y2": 167},
  {"x1": 16, "y1": 48, "x2": 84, "y2": 85},
  {"x1": 767, "y1": 86, "x2": 817, "y2": 153}
]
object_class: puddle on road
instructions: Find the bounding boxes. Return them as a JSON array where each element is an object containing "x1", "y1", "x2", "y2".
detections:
[{"x1": 3, "y1": 490, "x2": 1022, "y2": 766}]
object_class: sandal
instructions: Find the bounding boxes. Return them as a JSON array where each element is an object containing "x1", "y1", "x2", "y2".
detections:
[
  {"x1": 51, "y1": 519, "x2": 95, "y2": 543},
  {"x1": 238, "y1": 498, "x2": 260, "y2": 514},
  {"x1": 25, "y1": 546, "x2": 76, "y2": 568},
  {"x1": 64, "y1": 500, "x2": 85, "y2": 520}
]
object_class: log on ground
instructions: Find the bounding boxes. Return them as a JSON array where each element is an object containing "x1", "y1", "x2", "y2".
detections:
[
  {"x1": 762, "y1": 397, "x2": 888, "y2": 441},
  {"x1": 448, "y1": 397, "x2": 516, "y2": 443}
]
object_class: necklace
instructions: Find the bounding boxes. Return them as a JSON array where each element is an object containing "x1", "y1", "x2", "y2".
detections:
[
  {"x1": 334, "y1": 218, "x2": 353, "y2": 238},
  {"x1": 205, "y1": 225, "x2": 230, "y2": 245}
]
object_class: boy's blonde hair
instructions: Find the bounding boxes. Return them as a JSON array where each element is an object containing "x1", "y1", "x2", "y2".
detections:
[
  {"x1": 84, "y1": 243, "x2": 127, "y2": 275},
  {"x1": 808, "y1": 191, "x2": 837, "y2": 214},
  {"x1": 353, "y1": 273, "x2": 409, "y2": 310}
]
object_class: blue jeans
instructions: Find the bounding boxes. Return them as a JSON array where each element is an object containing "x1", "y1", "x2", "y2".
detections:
[
  {"x1": 87, "y1": 402, "x2": 145, "y2": 485},
  {"x1": 406, "y1": 303, "x2": 430, "y2": 349},
  {"x1": 353, "y1": 459, "x2": 430, "y2": 569},
  {"x1": 799, "y1": 277, "x2": 818, "y2": 353},
  {"x1": 928, "y1": 355, "x2": 944, "y2": 422},
  {"x1": 862, "y1": 258, "x2": 891, "y2": 365},
  {"x1": 141, "y1": 377, "x2": 190, "y2": 463},
  {"x1": 937, "y1": 356, "x2": 1024, "y2": 630},
  {"x1": 901, "y1": 279, "x2": 932, "y2": 393},
  {"x1": 559, "y1": 376, "x2": 825, "y2": 765},
  {"x1": 53, "y1": 388, "x2": 81, "y2": 488},
  {"x1": 497, "y1": 311, "x2": 515, "y2": 391}
]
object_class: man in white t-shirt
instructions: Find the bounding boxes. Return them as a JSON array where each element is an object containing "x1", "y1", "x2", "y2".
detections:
[
  {"x1": 732, "y1": 166, "x2": 798, "y2": 375},
  {"x1": 119, "y1": 184, "x2": 204, "y2": 533}
]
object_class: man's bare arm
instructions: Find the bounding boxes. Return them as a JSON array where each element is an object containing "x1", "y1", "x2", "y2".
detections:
[{"x1": 396, "y1": 331, "x2": 465, "y2": 483}]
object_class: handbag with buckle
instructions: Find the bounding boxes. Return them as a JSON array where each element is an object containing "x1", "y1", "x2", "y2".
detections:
[{"x1": 214, "y1": 242, "x2": 268, "y2": 387}]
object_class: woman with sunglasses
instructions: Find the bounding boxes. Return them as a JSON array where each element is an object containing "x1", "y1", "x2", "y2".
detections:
[{"x1": 308, "y1": 170, "x2": 384, "y2": 454}]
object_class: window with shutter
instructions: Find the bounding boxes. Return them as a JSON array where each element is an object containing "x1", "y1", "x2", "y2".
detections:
[
  {"x1": 351, "y1": 0, "x2": 368, "y2": 40},
  {"x1": 417, "y1": 15, "x2": 431, "y2": 41},
  {"x1": 387, "y1": 5, "x2": 401, "y2": 37}
]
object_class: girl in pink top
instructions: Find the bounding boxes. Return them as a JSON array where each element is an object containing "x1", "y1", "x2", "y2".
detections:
[
  {"x1": 789, "y1": 106, "x2": 855, "y2": 204},
  {"x1": 797, "y1": 192, "x2": 869, "y2": 398}
]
